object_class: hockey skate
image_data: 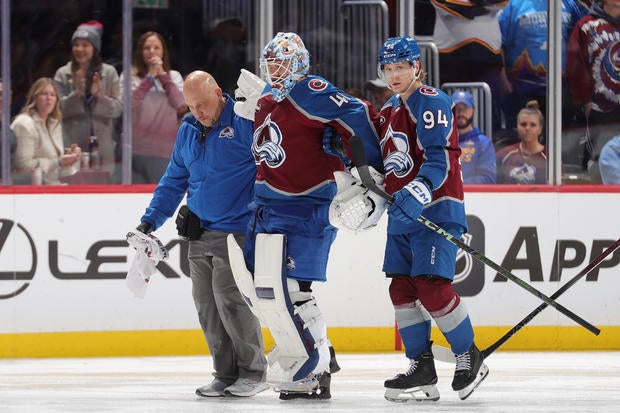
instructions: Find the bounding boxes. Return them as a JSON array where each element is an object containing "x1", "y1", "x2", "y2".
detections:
[
  {"x1": 384, "y1": 351, "x2": 440, "y2": 402},
  {"x1": 329, "y1": 346, "x2": 341, "y2": 374},
  {"x1": 452, "y1": 342, "x2": 489, "y2": 400},
  {"x1": 276, "y1": 372, "x2": 331, "y2": 400}
]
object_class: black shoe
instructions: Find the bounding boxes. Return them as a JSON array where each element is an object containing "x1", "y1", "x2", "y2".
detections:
[
  {"x1": 452, "y1": 342, "x2": 489, "y2": 400},
  {"x1": 384, "y1": 351, "x2": 437, "y2": 389}
]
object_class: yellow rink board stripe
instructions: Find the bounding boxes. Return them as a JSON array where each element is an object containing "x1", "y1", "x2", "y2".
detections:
[{"x1": 1, "y1": 326, "x2": 618, "y2": 358}]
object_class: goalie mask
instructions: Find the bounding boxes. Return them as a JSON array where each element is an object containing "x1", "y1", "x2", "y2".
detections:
[
  {"x1": 377, "y1": 35, "x2": 421, "y2": 86},
  {"x1": 260, "y1": 32, "x2": 310, "y2": 102}
]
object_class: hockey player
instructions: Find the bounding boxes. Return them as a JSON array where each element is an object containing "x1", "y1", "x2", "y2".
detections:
[
  {"x1": 376, "y1": 36, "x2": 488, "y2": 401},
  {"x1": 228, "y1": 32, "x2": 384, "y2": 400}
]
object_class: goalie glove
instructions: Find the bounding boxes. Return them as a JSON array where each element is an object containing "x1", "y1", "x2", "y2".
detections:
[
  {"x1": 329, "y1": 167, "x2": 387, "y2": 232},
  {"x1": 126, "y1": 230, "x2": 169, "y2": 262},
  {"x1": 125, "y1": 230, "x2": 168, "y2": 298},
  {"x1": 233, "y1": 69, "x2": 266, "y2": 121}
]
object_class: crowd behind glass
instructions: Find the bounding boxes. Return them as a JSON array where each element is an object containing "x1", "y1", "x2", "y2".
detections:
[{"x1": 1, "y1": 0, "x2": 618, "y2": 186}]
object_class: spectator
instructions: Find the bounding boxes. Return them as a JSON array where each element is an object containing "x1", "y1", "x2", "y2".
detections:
[
  {"x1": 452, "y1": 90, "x2": 497, "y2": 184},
  {"x1": 566, "y1": 0, "x2": 620, "y2": 180},
  {"x1": 599, "y1": 135, "x2": 620, "y2": 184},
  {"x1": 121, "y1": 31, "x2": 185, "y2": 184},
  {"x1": 132, "y1": 71, "x2": 268, "y2": 398},
  {"x1": 499, "y1": 0, "x2": 587, "y2": 129},
  {"x1": 431, "y1": 0, "x2": 509, "y2": 132},
  {"x1": 496, "y1": 100, "x2": 547, "y2": 184},
  {"x1": 11, "y1": 78, "x2": 81, "y2": 185},
  {"x1": 53, "y1": 20, "x2": 122, "y2": 179},
  {"x1": 365, "y1": 78, "x2": 394, "y2": 110}
]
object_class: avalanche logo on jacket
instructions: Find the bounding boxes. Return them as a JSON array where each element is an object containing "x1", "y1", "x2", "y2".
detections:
[{"x1": 252, "y1": 113, "x2": 286, "y2": 168}]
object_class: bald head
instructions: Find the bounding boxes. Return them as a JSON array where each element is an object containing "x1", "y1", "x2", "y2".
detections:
[{"x1": 183, "y1": 70, "x2": 225, "y2": 127}]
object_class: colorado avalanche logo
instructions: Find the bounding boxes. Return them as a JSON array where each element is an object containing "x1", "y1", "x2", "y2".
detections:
[
  {"x1": 601, "y1": 40, "x2": 620, "y2": 83},
  {"x1": 381, "y1": 125, "x2": 413, "y2": 178},
  {"x1": 419, "y1": 87, "x2": 438, "y2": 96},
  {"x1": 218, "y1": 126, "x2": 234, "y2": 139},
  {"x1": 252, "y1": 114, "x2": 286, "y2": 167},
  {"x1": 509, "y1": 163, "x2": 537, "y2": 184},
  {"x1": 308, "y1": 78, "x2": 328, "y2": 91}
]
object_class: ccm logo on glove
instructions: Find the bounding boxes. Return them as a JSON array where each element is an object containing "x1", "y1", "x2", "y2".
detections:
[{"x1": 404, "y1": 180, "x2": 431, "y2": 205}]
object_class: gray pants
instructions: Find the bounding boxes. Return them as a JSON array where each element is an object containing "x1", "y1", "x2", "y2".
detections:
[{"x1": 189, "y1": 230, "x2": 267, "y2": 384}]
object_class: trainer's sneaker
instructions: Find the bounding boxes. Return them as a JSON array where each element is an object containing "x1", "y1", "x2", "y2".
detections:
[
  {"x1": 278, "y1": 372, "x2": 331, "y2": 400},
  {"x1": 384, "y1": 351, "x2": 439, "y2": 402},
  {"x1": 224, "y1": 378, "x2": 269, "y2": 397},
  {"x1": 196, "y1": 378, "x2": 230, "y2": 397},
  {"x1": 452, "y1": 342, "x2": 489, "y2": 400}
]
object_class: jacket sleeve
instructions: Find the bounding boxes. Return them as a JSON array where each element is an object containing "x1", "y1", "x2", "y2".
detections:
[{"x1": 91, "y1": 66, "x2": 123, "y2": 119}]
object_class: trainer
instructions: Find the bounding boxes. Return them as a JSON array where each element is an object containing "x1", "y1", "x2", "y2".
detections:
[{"x1": 130, "y1": 70, "x2": 268, "y2": 398}]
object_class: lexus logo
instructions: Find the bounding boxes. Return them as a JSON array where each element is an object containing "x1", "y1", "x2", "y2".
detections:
[{"x1": 0, "y1": 219, "x2": 37, "y2": 299}]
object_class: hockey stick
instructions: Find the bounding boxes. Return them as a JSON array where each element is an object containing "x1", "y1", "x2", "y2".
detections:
[
  {"x1": 348, "y1": 136, "x2": 600, "y2": 336},
  {"x1": 432, "y1": 237, "x2": 620, "y2": 363}
]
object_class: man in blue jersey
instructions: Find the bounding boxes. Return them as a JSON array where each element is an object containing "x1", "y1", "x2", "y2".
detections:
[
  {"x1": 452, "y1": 90, "x2": 497, "y2": 184},
  {"x1": 230, "y1": 32, "x2": 384, "y2": 401},
  {"x1": 130, "y1": 71, "x2": 268, "y2": 398},
  {"x1": 376, "y1": 36, "x2": 487, "y2": 402}
]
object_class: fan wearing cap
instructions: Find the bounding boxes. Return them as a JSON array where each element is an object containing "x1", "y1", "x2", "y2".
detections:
[
  {"x1": 53, "y1": 20, "x2": 122, "y2": 178},
  {"x1": 451, "y1": 90, "x2": 496, "y2": 184}
]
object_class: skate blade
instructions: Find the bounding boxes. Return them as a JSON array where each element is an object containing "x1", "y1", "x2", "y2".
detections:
[
  {"x1": 458, "y1": 363, "x2": 489, "y2": 400},
  {"x1": 384, "y1": 385, "x2": 440, "y2": 403},
  {"x1": 279, "y1": 389, "x2": 331, "y2": 400}
]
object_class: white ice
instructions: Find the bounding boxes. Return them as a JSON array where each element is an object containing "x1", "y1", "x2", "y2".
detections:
[{"x1": 2, "y1": 352, "x2": 619, "y2": 412}]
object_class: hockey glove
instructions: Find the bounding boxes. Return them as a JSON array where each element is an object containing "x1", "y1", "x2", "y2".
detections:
[
  {"x1": 388, "y1": 179, "x2": 432, "y2": 224},
  {"x1": 126, "y1": 229, "x2": 168, "y2": 262},
  {"x1": 233, "y1": 69, "x2": 266, "y2": 121},
  {"x1": 329, "y1": 167, "x2": 387, "y2": 232}
]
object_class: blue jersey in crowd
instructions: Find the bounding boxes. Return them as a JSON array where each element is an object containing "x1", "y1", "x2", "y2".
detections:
[{"x1": 458, "y1": 127, "x2": 497, "y2": 184}]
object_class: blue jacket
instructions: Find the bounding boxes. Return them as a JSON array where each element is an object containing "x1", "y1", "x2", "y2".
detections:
[
  {"x1": 141, "y1": 95, "x2": 256, "y2": 232},
  {"x1": 459, "y1": 127, "x2": 497, "y2": 184}
]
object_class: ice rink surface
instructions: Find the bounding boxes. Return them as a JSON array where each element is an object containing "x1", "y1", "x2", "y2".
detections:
[{"x1": 2, "y1": 351, "x2": 619, "y2": 412}]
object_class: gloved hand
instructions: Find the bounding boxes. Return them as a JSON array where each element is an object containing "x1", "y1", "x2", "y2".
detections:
[
  {"x1": 388, "y1": 180, "x2": 432, "y2": 224},
  {"x1": 126, "y1": 228, "x2": 168, "y2": 261},
  {"x1": 233, "y1": 69, "x2": 266, "y2": 121}
]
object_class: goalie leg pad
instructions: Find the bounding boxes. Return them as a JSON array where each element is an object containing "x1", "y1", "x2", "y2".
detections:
[
  {"x1": 227, "y1": 234, "x2": 267, "y2": 324},
  {"x1": 245, "y1": 234, "x2": 329, "y2": 383}
]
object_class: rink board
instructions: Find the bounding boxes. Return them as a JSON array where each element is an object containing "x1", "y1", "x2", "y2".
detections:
[{"x1": 0, "y1": 185, "x2": 618, "y2": 357}]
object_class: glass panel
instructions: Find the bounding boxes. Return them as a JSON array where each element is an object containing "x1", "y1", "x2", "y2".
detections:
[
  {"x1": 9, "y1": 1, "x2": 123, "y2": 185},
  {"x1": 127, "y1": 0, "x2": 256, "y2": 184},
  {"x1": 563, "y1": 0, "x2": 619, "y2": 185}
]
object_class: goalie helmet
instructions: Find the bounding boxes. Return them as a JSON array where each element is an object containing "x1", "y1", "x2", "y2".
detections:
[{"x1": 260, "y1": 32, "x2": 310, "y2": 102}]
